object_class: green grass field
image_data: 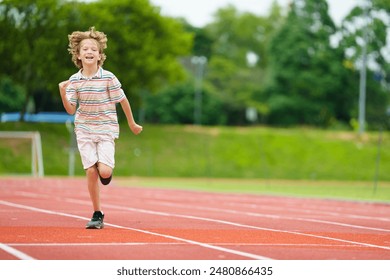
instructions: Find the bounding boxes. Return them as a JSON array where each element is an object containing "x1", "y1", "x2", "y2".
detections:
[{"x1": 1, "y1": 122, "x2": 389, "y2": 202}]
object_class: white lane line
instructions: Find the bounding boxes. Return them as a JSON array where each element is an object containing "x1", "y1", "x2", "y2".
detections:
[
  {"x1": 106, "y1": 190, "x2": 390, "y2": 222},
  {"x1": 0, "y1": 200, "x2": 272, "y2": 260},
  {"x1": 223, "y1": 201, "x2": 390, "y2": 222},
  {"x1": 7, "y1": 242, "x2": 366, "y2": 248},
  {"x1": 8, "y1": 243, "x2": 183, "y2": 246},
  {"x1": 129, "y1": 191, "x2": 390, "y2": 221},
  {"x1": 152, "y1": 201, "x2": 390, "y2": 232},
  {"x1": 0, "y1": 243, "x2": 36, "y2": 260},
  {"x1": 64, "y1": 198, "x2": 390, "y2": 251},
  {"x1": 12, "y1": 189, "x2": 390, "y2": 223}
]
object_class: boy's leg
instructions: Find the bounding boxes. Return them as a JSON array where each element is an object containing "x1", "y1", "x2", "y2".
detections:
[
  {"x1": 76, "y1": 132, "x2": 105, "y2": 229},
  {"x1": 86, "y1": 165, "x2": 100, "y2": 211},
  {"x1": 85, "y1": 165, "x2": 104, "y2": 229}
]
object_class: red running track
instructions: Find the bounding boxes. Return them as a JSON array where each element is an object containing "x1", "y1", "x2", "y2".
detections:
[{"x1": 0, "y1": 177, "x2": 389, "y2": 260}]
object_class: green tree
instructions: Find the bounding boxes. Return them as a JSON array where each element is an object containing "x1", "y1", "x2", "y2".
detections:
[
  {"x1": 180, "y1": 19, "x2": 213, "y2": 59},
  {"x1": 263, "y1": 0, "x2": 354, "y2": 126},
  {"x1": 0, "y1": 0, "x2": 192, "y2": 119},
  {"x1": 0, "y1": 76, "x2": 26, "y2": 113},
  {"x1": 206, "y1": 3, "x2": 283, "y2": 68},
  {"x1": 143, "y1": 81, "x2": 225, "y2": 125},
  {"x1": 0, "y1": 0, "x2": 72, "y2": 118},
  {"x1": 339, "y1": 0, "x2": 390, "y2": 129},
  {"x1": 202, "y1": 4, "x2": 284, "y2": 125}
]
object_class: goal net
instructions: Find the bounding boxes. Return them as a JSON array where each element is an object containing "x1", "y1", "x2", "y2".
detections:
[{"x1": 0, "y1": 131, "x2": 44, "y2": 177}]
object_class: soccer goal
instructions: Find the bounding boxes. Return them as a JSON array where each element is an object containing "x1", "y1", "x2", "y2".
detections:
[{"x1": 0, "y1": 131, "x2": 44, "y2": 177}]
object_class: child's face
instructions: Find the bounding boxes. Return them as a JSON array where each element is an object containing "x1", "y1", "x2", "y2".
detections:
[{"x1": 78, "y1": 39, "x2": 101, "y2": 68}]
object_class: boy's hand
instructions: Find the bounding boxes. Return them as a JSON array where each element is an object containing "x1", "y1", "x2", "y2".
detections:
[
  {"x1": 59, "y1": 80, "x2": 70, "y2": 96},
  {"x1": 130, "y1": 123, "x2": 143, "y2": 135}
]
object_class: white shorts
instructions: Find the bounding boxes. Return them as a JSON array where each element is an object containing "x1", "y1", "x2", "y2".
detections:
[{"x1": 76, "y1": 131, "x2": 115, "y2": 170}]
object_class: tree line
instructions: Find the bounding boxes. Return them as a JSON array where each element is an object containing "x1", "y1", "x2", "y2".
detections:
[{"x1": 0, "y1": 0, "x2": 389, "y2": 130}]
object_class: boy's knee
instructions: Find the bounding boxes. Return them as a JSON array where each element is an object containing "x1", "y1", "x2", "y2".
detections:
[
  {"x1": 98, "y1": 163, "x2": 112, "y2": 178},
  {"x1": 86, "y1": 165, "x2": 98, "y2": 177}
]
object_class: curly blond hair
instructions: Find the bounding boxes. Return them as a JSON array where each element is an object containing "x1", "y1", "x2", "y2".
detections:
[{"x1": 68, "y1": 26, "x2": 108, "y2": 69}]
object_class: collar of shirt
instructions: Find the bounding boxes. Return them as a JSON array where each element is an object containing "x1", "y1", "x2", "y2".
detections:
[{"x1": 75, "y1": 67, "x2": 103, "y2": 80}]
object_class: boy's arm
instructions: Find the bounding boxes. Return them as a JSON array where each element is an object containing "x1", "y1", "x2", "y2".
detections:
[
  {"x1": 120, "y1": 97, "x2": 143, "y2": 135},
  {"x1": 59, "y1": 80, "x2": 76, "y2": 115}
]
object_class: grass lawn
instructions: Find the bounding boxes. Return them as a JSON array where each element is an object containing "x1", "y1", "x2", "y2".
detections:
[{"x1": 1, "y1": 122, "x2": 389, "y2": 202}]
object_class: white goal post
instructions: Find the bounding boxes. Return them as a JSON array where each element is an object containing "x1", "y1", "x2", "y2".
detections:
[{"x1": 0, "y1": 131, "x2": 44, "y2": 177}]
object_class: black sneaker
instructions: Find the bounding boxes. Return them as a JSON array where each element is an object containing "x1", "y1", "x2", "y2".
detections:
[{"x1": 86, "y1": 211, "x2": 104, "y2": 229}]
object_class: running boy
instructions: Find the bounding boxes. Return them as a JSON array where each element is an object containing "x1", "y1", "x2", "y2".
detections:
[{"x1": 59, "y1": 27, "x2": 142, "y2": 229}]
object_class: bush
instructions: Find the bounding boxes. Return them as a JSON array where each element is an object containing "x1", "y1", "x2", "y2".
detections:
[
  {"x1": 0, "y1": 76, "x2": 25, "y2": 113},
  {"x1": 144, "y1": 81, "x2": 227, "y2": 125}
]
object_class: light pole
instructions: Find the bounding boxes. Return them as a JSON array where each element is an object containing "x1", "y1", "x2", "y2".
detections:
[
  {"x1": 358, "y1": 1, "x2": 370, "y2": 135},
  {"x1": 191, "y1": 56, "x2": 207, "y2": 125}
]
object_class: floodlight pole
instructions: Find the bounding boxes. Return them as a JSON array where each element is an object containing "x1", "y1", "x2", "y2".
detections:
[
  {"x1": 191, "y1": 56, "x2": 207, "y2": 125},
  {"x1": 358, "y1": 2, "x2": 369, "y2": 135}
]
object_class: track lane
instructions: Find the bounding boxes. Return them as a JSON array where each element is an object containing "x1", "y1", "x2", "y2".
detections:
[
  {"x1": 0, "y1": 200, "x2": 271, "y2": 260},
  {"x1": 1, "y1": 178, "x2": 389, "y2": 260}
]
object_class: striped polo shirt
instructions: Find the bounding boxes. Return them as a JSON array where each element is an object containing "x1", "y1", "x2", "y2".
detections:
[{"x1": 66, "y1": 67, "x2": 126, "y2": 138}]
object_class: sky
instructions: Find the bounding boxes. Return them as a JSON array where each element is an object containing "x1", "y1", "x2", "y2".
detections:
[{"x1": 149, "y1": 0, "x2": 358, "y2": 27}]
